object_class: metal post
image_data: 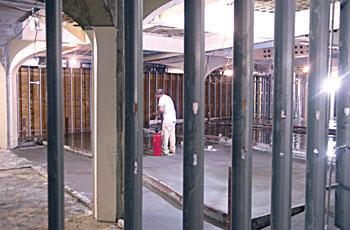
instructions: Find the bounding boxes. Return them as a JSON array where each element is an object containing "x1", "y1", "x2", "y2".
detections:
[
  {"x1": 124, "y1": 0, "x2": 143, "y2": 229},
  {"x1": 225, "y1": 78, "x2": 228, "y2": 117},
  {"x1": 305, "y1": 0, "x2": 330, "y2": 229},
  {"x1": 176, "y1": 74, "x2": 180, "y2": 118},
  {"x1": 16, "y1": 72, "x2": 20, "y2": 140},
  {"x1": 254, "y1": 75, "x2": 258, "y2": 118},
  {"x1": 261, "y1": 76, "x2": 265, "y2": 119},
  {"x1": 169, "y1": 73, "x2": 173, "y2": 97},
  {"x1": 267, "y1": 76, "x2": 272, "y2": 120},
  {"x1": 271, "y1": 0, "x2": 295, "y2": 228},
  {"x1": 155, "y1": 71, "x2": 158, "y2": 118},
  {"x1": 208, "y1": 77, "x2": 211, "y2": 118},
  {"x1": 335, "y1": 0, "x2": 350, "y2": 228},
  {"x1": 219, "y1": 78, "x2": 223, "y2": 118},
  {"x1": 116, "y1": 0, "x2": 125, "y2": 220},
  {"x1": 183, "y1": 0, "x2": 205, "y2": 229},
  {"x1": 147, "y1": 72, "x2": 151, "y2": 125},
  {"x1": 80, "y1": 65, "x2": 83, "y2": 132},
  {"x1": 46, "y1": 0, "x2": 64, "y2": 228},
  {"x1": 39, "y1": 66, "x2": 43, "y2": 138},
  {"x1": 70, "y1": 67, "x2": 74, "y2": 133},
  {"x1": 28, "y1": 66, "x2": 31, "y2": 138},
  {"x1": 231, "y1": 0, "x2": 254, "y2": 228},
  {"x1": 89, "y1": 66, "x2": 93, "y2": 131},
  {"x1": 213, "y1": 78, "x2": 217, "y2": 117}
]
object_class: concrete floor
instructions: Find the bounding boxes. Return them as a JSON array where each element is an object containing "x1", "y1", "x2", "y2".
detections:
[
  {"x1": 13, "y1": 143, "x2": 338, "y2": 229},
  {"x1": 0, "y1": 151, "x2": 91, "y2": 229},
  {"x1": 13, "y1": 146, "x2": 219, "y2": 230},
  {"x1": 144, "y1": 143, "x2": 306, "y2": 218}
]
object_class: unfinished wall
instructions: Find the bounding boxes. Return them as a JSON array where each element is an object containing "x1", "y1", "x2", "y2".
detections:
[{"x1": 17, "y1": 65, "x2": 92, "y2": 141}]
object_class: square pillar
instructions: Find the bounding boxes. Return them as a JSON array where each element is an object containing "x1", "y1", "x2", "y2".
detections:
[{"x1": 89, "y1": 27, "x2": 117, "y2": 222}]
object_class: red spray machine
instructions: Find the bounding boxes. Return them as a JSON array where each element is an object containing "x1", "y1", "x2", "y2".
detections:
[{"x1": 153, "y1": 128, "x2": 162, "y2": 156}]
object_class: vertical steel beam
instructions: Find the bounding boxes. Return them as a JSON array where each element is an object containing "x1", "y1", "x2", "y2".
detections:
[
  {"x1": 183, "y1": 0, "x2": 205, "y2": 229},
  {"x1": 155, "y1": 71, "x2": 158, "y2": 118},
  {"x1": 219, "y1": 79, "x2": 223, "y2": 118},
  {"x1": 124, "y1": 0, "x2": 143, "y2": 229},
  {"x1": 80, "y1": 65, "x2": 83, "y2": 132},
  {"x1": 208, "y1": 77, "x2": 211, "y2": 118},
  {"x1": 231, "y1": 0, "x2": 254, "y2": 228},
  {"x1": 271, "y1": 0, "x2": 295, "y2": 228},
  {"x1": 305, "y1": 0, "x2": 330, "y2": 229},
  {"x1": 213, "y1": 78, "x2": 217, "y2": 117},
  {"x1": 16, "y1": 72, "x2": 20, "y2": 140},
  {"x1": 169, "y1": 73, "x2": 173, "y2": 97},
  {"x1": 335, "y1": 0, "x2": 350, "y2": 228},
  {"x1": 39, "y1": 66, "x2": 43, "y2": 137},
  {"x1": 176, "y1": 74, "x2": 180, "y2": 118},
  {"x1": 70, "y1": 67, "x2": 74, "y2": 133},
  {"x1": 27, "y1": 66, "x2": 31, "y2": 138},
  {"x1": 116, "y1": 0, "x2": 125, "y2": 220},
  {"x1": 147, "y1": 72, "x2": 151, "y2": 125},
  {"x1": 261, "y1": 76, "x2": 265, "y2": 119},
  {"x1": 89, "y1": 67, "x2": 93, "y2": 131},
  {"x1": 45, "y1": 0, "x2": 64, "y2": 228},
  {"x1": 225, "y1": 78, "x2": 228, "y2": 117},
  {"x1": 267, "y1": 76, "x2": 272, "y2": 120}
]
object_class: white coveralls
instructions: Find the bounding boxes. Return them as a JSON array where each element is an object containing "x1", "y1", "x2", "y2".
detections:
[{"x1": 158, "y1": 94, "x2": 176, "y2": 154}]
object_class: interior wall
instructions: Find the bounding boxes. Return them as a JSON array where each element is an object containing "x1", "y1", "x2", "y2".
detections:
[
  {"x1": 17, "y1": 65, "x2": 92, "y2": 142},
  {"x1": 0, "y1": 64, "x2": 7, "y2": 149}
]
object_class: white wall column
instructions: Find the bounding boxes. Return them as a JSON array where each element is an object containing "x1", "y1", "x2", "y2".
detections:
[
  {"x1": 89, "y1": 27, "x2": 117, "y2": 222},
  {"x1": 0, "y1": 63, "x2": 8, "y2": 150}
]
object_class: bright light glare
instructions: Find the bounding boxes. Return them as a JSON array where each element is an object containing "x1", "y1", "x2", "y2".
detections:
[
  {"x1": 223, "y1": 69, "x2": 233, "y2": 76},
  {"x1": 302, "y1": 65, "x2": 310, "y2": 73},
  {"x1": 323, "y1": 76, "x2": 341, "y2": 94},
  {"x1": 69, "y1": 56, "x2": 77, "y2": 68},
  {"x1": 327, "y1": 139, "x2": 336, "y2": 158}
]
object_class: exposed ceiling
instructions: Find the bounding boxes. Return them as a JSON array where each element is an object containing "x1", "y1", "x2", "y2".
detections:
[
  {"x1": 0, "y1": 0, "x2": 44, "y2": 47},
  {"x1": 255, "y1": 0, "x2": 310, "y2": 12}
]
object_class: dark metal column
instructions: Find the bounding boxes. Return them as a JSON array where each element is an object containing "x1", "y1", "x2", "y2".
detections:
[
  {"x1": 208, "y1": 77, "x2": 211, "y2": 118},
  {"x1": 335, "y1": 0, "x2": 350, "y2": 228},
  {"x1": 27, "y1": 67, "x2": 32, "y2": 138},
  {"x1": 45, "y1": 0, "x2": 64, "y2": 229},
  {"x1": 124, "y1": 0, "x2": 143, "y2": 229},
  {"x1": 305, "y1": 0, "x2": 330, "y2": 229},
  {"x1": 39, "y1": 66, "x2": 43, "y2": 137},
  {"x1": 231, "y1": 0, "x2": 254, "y2": 228},
  {"x1": 271, "y1": 0, "x2": 295, "y2": 228},
  {"x1": 147, "y1": 72, "x2": 151, "y2": 125},
  {"x1": 183, "y1": 0, "x2": 205, "y2": 229},
  {"x1": 116, "y1": 0, "x2": 125, "y2": 220}
]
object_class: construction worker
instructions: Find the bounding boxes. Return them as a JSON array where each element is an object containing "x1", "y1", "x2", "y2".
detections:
[{"x1": 156, "y1": 89, "x2": 176, "y2": 155}]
